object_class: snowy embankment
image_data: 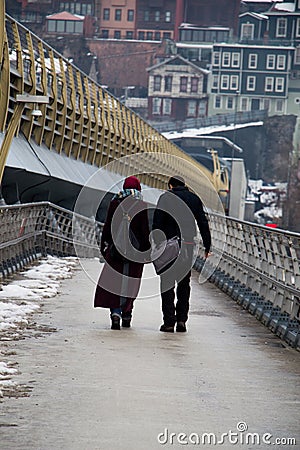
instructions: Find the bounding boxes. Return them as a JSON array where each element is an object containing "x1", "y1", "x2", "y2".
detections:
[{"x1": 0, "y1": 256, "x2": 78, "y2": 398}]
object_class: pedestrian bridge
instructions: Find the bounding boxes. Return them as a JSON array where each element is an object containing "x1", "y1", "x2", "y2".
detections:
[
  {"x1": 0, "y1": 201, "x2": 299, "y2": 350},
  {"x1": 0, "y1": 11, "x2": 299, "y2": 349}
]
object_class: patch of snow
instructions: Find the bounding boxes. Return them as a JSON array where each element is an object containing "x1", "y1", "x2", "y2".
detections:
[{"x1": 0, "y1": 256, "x2": 78, "y2": 393}]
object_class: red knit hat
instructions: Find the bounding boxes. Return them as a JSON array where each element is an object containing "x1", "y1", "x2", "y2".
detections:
[{"x1": 123, "y1": 176, "x2": 141, "y2": 191}]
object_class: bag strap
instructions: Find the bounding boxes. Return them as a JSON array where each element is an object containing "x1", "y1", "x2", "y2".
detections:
[{"x1": 118, "y1": 198, "x2": 138, "y2": 221}]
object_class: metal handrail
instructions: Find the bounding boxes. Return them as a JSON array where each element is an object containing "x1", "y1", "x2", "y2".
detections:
[
  {"x1": 0, "y1": 202, "x2": 102, "y2": 278},
  {"x1": 206, "y1": 212, "x2": 300, "y2": 322}
]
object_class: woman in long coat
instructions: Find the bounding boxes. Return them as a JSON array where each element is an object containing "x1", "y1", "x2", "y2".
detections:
[{"x1": 94, "y1": 176, "x2": 150, "y2": 329}]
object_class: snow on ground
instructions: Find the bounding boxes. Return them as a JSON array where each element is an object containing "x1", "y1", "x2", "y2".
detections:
[{"x1": 0, "y1": 255, "x2": 78, "y2": 398}]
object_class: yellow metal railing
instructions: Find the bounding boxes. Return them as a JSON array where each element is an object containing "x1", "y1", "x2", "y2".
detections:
[{"x1": 0, "y1": 10, "x2": 228, "y2": 212}]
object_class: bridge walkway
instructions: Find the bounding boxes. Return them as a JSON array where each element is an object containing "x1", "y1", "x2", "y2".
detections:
[{"x1": 1, "y1": 259, "x2": 299, "y2": 450}]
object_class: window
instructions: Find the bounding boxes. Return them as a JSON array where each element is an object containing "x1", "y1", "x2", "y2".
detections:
[
  {"x1": 164, "y1": 76, "x2": 172, "y2": 92},
  {"x1": 295, "y1": 46, "x2": 300, "y2": 65},
  {"x1": 102, "y1": 29, "x2": 109, "y2": 38},
  {"x1": 276, "y1": 99, "x2": 284, "y2": 112},
  {"x1": 180, "y1": 77, "x2": 188, "y2": 92},
  {"x1": 153, "y1": 75, "x2": 162, "y2": 91},
  {"x1": 152, "y1": 98, "x2": 161, "y2": 115},
  {"x1": 154, "y1": 31, "x2": 161, "y2": 40},
  {"x1": 163, "y1": 32, "x2": 171, "y2": 39},
  {"x1": 213, "y1": 52, "x2": 220, "y2": 66},
  {"x1": 138, "y1": 31, "x2": 145, "y2": 40},
  {"x1": 163, "y1": 98, "x2": 172, "y2": 115},
  {"x1": 103, "y1": 8, "x2": 110, "y2": 20},
  {"x1": 232, "y1": 53, "x2": 240, "y2": 68},
  {"x1": 248, "y1": 53, "x2": 257, "y2": 69},
  {"x1": 265, "y1": 77, "x2": 274, "y2": 92},
  {"x1": 276, "y1": 18, "x2": 287, "y2": 37},
  {"x1": 230, "y1": 75, "x2": 239, "y2": 90},
  {"x1": 114, "y1": 30, "x2": 121, "y2": 39},
  {"x1": 198, "y1": 101, "x2": 206, "y2": 116},
  {"x1": 222, "y1": 52, "x2": 230, "y2": 67},
  {"x1": 296, "y1": 18, "x2": 300, "y2": 37},
  {"x1": 241, "y1": 23, "x2": 254, "y2": 40},
  {"x1": 126, "y1": 31, "x2": 133, "y2": 39},
  {"x1": 66, "y1": 21, "x2": 74, "y2": 32},
  {"x1": 187, "y1": 100, "x2": 197, "y2": 117},
  {"x1": 191, "y1": 77, "x2": 199, "y2": 93},
  {"x1": 165, "y1": 11, "x2": 171, "y2": 22},
  {"x1": 275, "y1": 77, "x2": 284, "y2": 92},
  {"x1": 212, "y1": 75, "x2": 219, "y2": 89},
  {"x1": 56, "y1": 20, "x2": 64, "y2": 32},
  {"x1": 74, "y1": 22, "x2": 83, "y2": 33},
  {"x1": 154, "y1": 11, "x2": 160, "y2": 22},
  {"x1": 277, "y1": 55, "x2": 286, "y2": 70},
  {"x1": 48, "y1": 20, "x2": 56, "y2": 32},
  {"x1": 262, "y1": 98, "x2": 270, "y2": 111},
  {"x1": 127, "y1": 9, "x2": 134, "y2": 21},
  {"x1": 247, "y1": 76, "x2": 256, "y2": 90},
  {"x1": 267, "y1": 54, "x2": 276, "y2": 69},
  {"x1": 215, "y1": 96, "x2": 222, "y2": 108},
  {"x1": 240, "y1": 97, "x2": 249, "y2": 111},
  {"x1": 227, "y1": 97, "x2": 234, "y2": 109},
  {"x1": 221, "y1": 75, "x2": 229, "y2": 89},
  {"x1": 144, "y1": 10, "x2": 150, "y2": 21},
  {"x1": 146, "y1": 32, "x2": 153, "y2": 40},
  {"x1": 115, "y1": 9, "x2": 122, "y2": 21},
  {"x1": 85, "y1": 4, "x2": 91, "y2": 15}
]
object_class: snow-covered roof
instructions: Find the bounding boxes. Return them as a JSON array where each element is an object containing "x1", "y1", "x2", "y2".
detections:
[
  {"x1": 272, "y1": 2, "x2": 296, "y2": 11},
  {"x1": 213, "y1": 42, "x2": 294, "y2": 50},
  {"x1": 179, "y1": 23, "x2": 230, "y2": 31},
  {"x1": 163, "y1": 121, "x2": 264, "y2": 140},
  {"x1": 267, "y1": 2, "x2": 296, "y2": 15},
  {"x1": 239, "y1": 12, "x2": 269, "y2": 20},
  {"x1": 176, "y1": 42, "x2": 213, "y2": 49}
]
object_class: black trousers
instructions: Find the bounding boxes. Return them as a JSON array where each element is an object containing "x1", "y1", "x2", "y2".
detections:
[{"x1": 160, "y1": 244, "x2": 194, "y2": 326}]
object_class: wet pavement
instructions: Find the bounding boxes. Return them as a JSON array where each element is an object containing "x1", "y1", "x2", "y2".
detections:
[{"x1": 1, "y1": 259, "x2": 299, "y2": 449}]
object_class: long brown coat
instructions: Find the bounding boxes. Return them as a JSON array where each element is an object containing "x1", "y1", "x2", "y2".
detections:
[{"x1": 94, "y1": 196, "x2": 150, "y2": 311}]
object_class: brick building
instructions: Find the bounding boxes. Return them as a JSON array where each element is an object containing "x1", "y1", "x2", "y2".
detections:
[
  {"x1": 97, "y1": 0, "x2": 136, "y2": 39},
  {"x1": 135, "y1": 0, "x2": 176, "y2": 41}
]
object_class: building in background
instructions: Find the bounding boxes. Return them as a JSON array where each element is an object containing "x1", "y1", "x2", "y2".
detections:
[
  {"x1": 6, "y1": 0, "x2": 95, "y2": 35},
  {"x1": 147, "y1": 55, "x2": 209, "y2": 120},
  {"x1": 135, "y1": 0, "x2": 176, "y2": 41},
  {"x1": 208, "y1": 0, "x2": 300, "y2": 117},
  {"x1": 208, "y1": 43, "x2": 294, "y2": 116},
  {"x1": 97, "y1": 0, "x2": 136, "y2": 39}
]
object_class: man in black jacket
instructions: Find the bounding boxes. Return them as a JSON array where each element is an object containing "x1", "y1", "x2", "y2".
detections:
[{"x1": 152, "y1": 176, "x2": 211, "y2": 333}]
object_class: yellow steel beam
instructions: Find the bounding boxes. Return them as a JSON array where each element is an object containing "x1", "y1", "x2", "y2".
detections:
[
  {"x1": 0, "y1": 102, "x2": 24, "y2": 183},
  {"x1": 34, "y1": 41, "x2": 48, "y2": 146},
  {"x1": 0, "y1": 0, "x2": 5, "y2": 59},
  {"x1": 0, "y1": 38, "x2": 9, "y2": 133}
]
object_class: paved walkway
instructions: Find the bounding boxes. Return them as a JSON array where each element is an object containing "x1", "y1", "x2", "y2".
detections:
[{"x1": 1, "y1": 259, "x2": 300, "y2": 449}]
